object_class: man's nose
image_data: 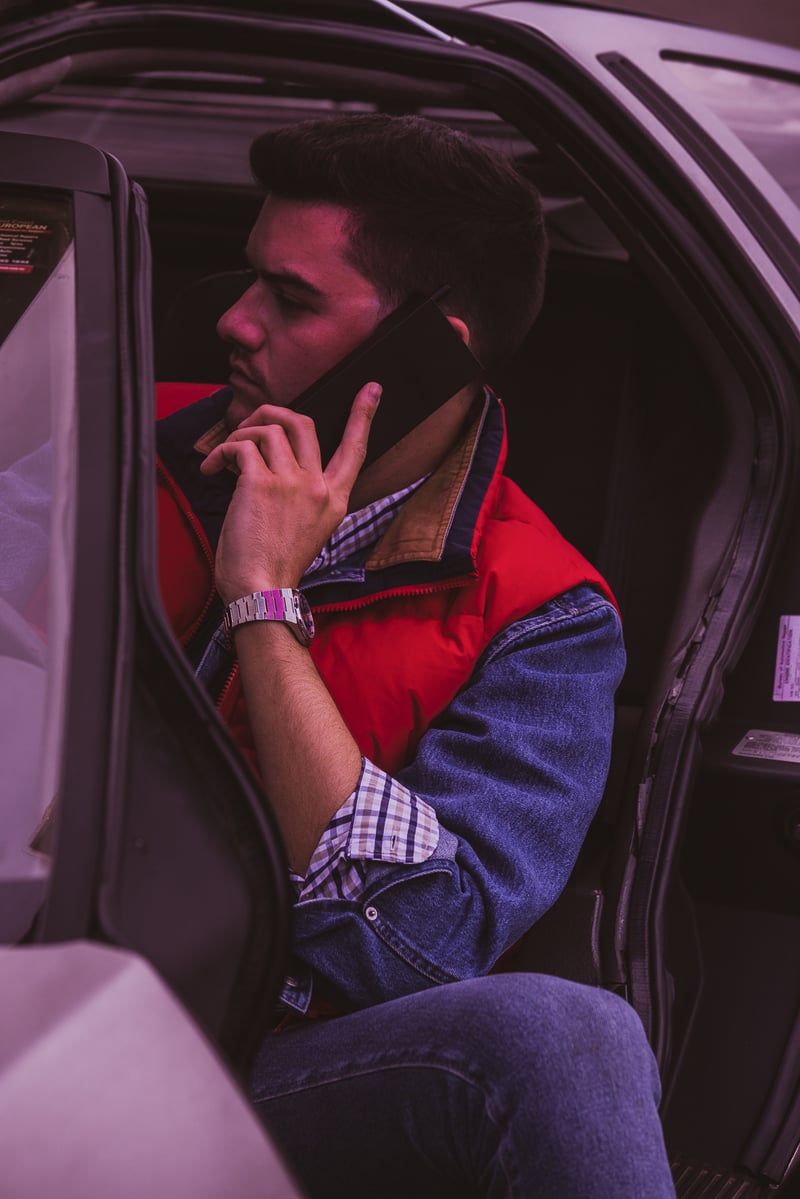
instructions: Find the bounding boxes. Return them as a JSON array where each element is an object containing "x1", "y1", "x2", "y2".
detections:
[{"x1": 217, "y1": 280, "x2": 262, "y2": 349}]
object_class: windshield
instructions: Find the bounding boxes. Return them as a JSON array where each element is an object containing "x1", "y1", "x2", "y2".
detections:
[
  {"x1": 0, "y1": 188, "x2": 76, "y2": 940},
  {"x1": 664, "y1": 58, "x2": 800, "y2": 212}
]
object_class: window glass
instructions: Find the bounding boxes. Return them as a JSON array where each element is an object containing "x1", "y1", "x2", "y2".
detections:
[
  {"x1": 0, "y1": 189, "x2": 76, "y2": 939},
  {"x1": 664, "y1": 59, "x2": 800, "y2": 210}
]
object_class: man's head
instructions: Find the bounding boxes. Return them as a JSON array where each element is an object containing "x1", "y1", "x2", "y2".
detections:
[
  {"x1": 217, "y1": 113, "x2": 547, "y2": 426},
  {"x1": 249, "y1": 114, "x2": 547, "y2": 370}
]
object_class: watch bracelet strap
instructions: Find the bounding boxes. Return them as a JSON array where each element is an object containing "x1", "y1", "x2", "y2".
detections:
[{"x1": 223, "y1": 588, "x2": 302, "y2": 635}]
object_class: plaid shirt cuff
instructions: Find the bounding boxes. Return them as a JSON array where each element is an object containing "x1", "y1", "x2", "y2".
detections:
[{"x1": 292, "y1": 758, "x2": 440, "y2": 903}]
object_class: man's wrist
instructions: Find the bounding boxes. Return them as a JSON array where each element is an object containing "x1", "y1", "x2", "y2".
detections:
[{"x1": 223, "y1": 588, "x2": 315, "y2": 646}]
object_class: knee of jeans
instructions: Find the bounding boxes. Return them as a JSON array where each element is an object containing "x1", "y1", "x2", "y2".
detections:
[
  {"x1": 538, "y1": 977, "x2": 661, "y2": 1103},
  {"x1": 566, "y1": 983, "x2": 654, "y2": 1064},
  {"x1": 471, "y1": 975, "x2": 658, "y2": 1088}
]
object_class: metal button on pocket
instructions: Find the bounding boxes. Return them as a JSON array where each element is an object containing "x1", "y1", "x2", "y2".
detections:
[{"x1": 364, "y1": 906, "x2": 379, "y2": 922}]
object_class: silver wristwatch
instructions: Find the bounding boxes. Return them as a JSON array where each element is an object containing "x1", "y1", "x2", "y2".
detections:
[{"x1": 223, "y1": 588, "x2": 315, "y2": 646}]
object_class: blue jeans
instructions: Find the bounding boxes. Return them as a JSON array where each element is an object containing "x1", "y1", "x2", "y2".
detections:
[{"x1": 250, "y1": 974, "x2": 676, "y2": 1198}]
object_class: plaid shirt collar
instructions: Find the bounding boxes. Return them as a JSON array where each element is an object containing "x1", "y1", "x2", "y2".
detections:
[{"x1": 305, "y1": 475, "x2": 429, "y2": 577}]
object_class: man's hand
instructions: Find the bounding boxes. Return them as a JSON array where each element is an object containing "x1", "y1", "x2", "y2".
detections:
[{"x1": 200, "y1": 382, "x2": 381, "y2": 604}]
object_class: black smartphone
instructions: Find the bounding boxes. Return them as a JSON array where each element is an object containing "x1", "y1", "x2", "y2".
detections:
[{"x1": 290, "y1": 289, "x2": 483, "y2": 467}]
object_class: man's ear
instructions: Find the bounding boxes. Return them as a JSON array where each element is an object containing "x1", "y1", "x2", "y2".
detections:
[{"x1": 445, "y1": 315, "x2": 471, "y2": 347}]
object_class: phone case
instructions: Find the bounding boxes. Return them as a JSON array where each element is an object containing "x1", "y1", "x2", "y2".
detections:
[{"x1": 290, "y1": 292, "x2": 483, "y2": 467}]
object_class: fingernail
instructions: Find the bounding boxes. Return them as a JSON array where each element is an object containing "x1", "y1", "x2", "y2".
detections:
[{"x1": 368, "y1": 383, "x2": 382, "y2": 406}]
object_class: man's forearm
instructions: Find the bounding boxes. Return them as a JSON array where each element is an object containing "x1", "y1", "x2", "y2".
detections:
[{"x1": 232, "y1": 620, "x2": 363, "y2": 875}]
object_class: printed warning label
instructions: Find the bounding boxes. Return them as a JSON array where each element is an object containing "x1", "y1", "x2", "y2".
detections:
[
  {"x1": 773, "y1": 615, "x2": 800, "y2": 702},
  {"x1": 733, "y1": 729, "x2": 800, "y2": 763},
  {"x1": 0, "y1": 218, "x2": 50, "y2": 274}
]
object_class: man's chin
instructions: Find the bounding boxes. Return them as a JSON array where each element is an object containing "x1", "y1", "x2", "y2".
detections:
[{"x1": 224, "y1": 379, "x2": 267, "y2": 430}]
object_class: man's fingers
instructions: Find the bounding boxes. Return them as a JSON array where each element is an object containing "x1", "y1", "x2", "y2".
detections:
[
  {"x1": 203, "y1": 382, "x2": 381, "y2": 496},
  {"x1": 236, "y1": 404, "x2": 322, "y2": 471},
  {"x1": 201, "y1": 424, "x2": 304, "y2": 475},
  {"x1": 200, "y1": 436, "x2": 276, "y2": 476},
  {"x1": 326, "y1": 382, "x2": 382, "y2": 489}
]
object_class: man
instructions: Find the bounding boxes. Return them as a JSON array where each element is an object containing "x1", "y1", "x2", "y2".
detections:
[{"x1": 157, "y1": 115, "x2": 675, "y2": 1196}]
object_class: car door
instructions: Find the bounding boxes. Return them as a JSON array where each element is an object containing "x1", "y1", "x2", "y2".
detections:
[{"x1": 0, "y1": 128, "x2": 292, "y2": 1069}]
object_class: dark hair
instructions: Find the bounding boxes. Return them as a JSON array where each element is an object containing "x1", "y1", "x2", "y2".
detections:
[{"x1": 249, "y1": 114, "x2": 547, "y2": 370}]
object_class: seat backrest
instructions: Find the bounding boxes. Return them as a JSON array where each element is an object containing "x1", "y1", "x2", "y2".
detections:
[{"x1": 493, "y1": 257, "x2": 725, "y2": 710}]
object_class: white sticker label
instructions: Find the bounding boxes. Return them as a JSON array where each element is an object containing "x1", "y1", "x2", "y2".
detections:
[
  {"x1": 773, "y1": 615, "x2": 800, "y2": 702},
  {"x1": 733, "y1": 729, "x2": 800, "y2": 763}
]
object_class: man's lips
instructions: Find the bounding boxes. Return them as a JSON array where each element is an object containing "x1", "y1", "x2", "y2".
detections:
[{"x1": 229, "y1": 360, "x2": 258, "y2": 387}]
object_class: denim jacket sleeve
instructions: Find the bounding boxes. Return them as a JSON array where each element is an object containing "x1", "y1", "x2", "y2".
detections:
[{"x1": 285, "y1": 583, "x2": 625, "y2": 1013}]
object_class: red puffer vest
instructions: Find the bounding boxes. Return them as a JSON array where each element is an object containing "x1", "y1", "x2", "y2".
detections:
[{"x1": 156, "y1": 384, "x2": 614, "y2": 780}]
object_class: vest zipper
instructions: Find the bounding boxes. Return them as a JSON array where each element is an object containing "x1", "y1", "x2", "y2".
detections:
[{"x1": 311, "y1": 574, "x2": 474, "y2": 616}]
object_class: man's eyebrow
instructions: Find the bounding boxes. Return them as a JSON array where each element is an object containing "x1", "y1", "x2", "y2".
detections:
[{"x1": 243, "y1": 250, "x2": 324, "y2": 298}]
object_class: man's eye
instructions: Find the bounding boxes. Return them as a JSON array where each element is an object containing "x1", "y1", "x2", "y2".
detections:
[{"x1": 274, "y1": 290, "x2": 307, "y2": 315}]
